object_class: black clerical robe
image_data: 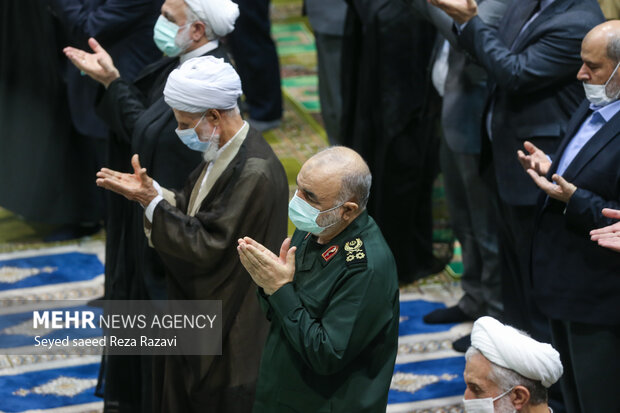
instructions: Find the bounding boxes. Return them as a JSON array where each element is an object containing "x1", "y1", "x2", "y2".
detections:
[
  {"x1": 147, "y1": 126, "x2": 288, "y2": 413},
  {"x1": 95, "y1": 45, "x2": 229, "y2": 412},
  {"x1": 341, "y1": 0, "x2": 440, "y2": 282},
  {"x1": 0, "y1": 1, "x2": 84, "y2": 224}
]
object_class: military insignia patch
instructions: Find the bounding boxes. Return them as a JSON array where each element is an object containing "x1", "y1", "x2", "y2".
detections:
[
  {"x1": 321, "y1": 245, "x2": 339, "y2": 263},
  {"x1": 344, "y1": 237, "x2": 367, "y2": 266}
]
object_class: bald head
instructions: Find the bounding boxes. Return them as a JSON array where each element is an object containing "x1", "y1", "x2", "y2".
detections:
[
  {"x1": 302, "y1": 146, "x2": 372, "y2": 211},
  {"x1": 578, "y1": 20, "x2": 620, "y2": 97},
  {"x1": 583, "y1": 20, "x2": 620, "y2": 63}
]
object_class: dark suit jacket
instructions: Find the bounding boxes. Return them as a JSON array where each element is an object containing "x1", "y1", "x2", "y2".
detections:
[
  {"x1": 531, "y1": 100, "x2": 620, "y2": 325},
  {"x1": 47, "y1": 0, "x2": 162, "y2": 138},
  {"x1": 409, "y1": 0, "x2": 510, "y2": 154},
  {"x1": 458, "y1": 0, "x2": 604, "y2": 205}
]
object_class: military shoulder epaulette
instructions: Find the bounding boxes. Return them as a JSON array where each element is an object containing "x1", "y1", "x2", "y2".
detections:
[{"x1": 343, "y1": 237, "x2": 367, "y2": 267}]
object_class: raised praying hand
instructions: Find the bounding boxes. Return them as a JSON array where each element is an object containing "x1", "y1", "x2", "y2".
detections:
[
  {"x1": 64, "y1": 37, "x2": 120, "y2": 88},
  {"x1": 590, "y1": 208, "x2": 620, "y2": 253},
  {"x1": 237, "y1": 237, "x2": 296, "y2": 295},
  {"x1": 428, "y1": 0, "x2": 478, "y2": 25},
  {"x1": 518, "y1": 141, "x2": 552, "y2": 176},
  {"x1": 518, "y1": 141, "x2": 576, "y2": 203},
  {"x1": 96, "y1": 154, "x2": 158, "y2": 207},
  {"x1": 527, "y1": 172, "x2": 577, "y2": 204}
]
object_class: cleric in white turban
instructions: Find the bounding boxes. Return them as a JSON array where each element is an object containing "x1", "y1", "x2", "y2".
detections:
[
  {"x1": 462, "y1": 316, "x2": 563, "y2": 413},
  {"x1": 185, "y1": 0, "x2": 239, "y2": 38},
  {"x1": 95, "y1": 54, "x2": 289, "y2": 412},
  {"x1": 164, "y1": 56, "x2": 242, "y2": 113}
]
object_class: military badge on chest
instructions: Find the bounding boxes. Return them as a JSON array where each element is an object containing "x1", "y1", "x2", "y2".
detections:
[
  {"x1": 321, "y1": 245, "x2": 339, "y2": 263},
  {"x1": 344, "y1": 238, "x2": 367, "y2": 266}
]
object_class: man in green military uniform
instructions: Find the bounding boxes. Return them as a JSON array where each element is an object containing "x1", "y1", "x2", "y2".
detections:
[{"x1": 237, "y1": 146, "x2": 399, "y2": 412}]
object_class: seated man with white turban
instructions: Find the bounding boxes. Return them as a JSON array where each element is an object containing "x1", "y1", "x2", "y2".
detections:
[
  {"x1": 96, "y1": 57, "x2": 289, "y2": 412},
  {"x1": 463, "y1": 317, "x2": 563, "y2": 413}
]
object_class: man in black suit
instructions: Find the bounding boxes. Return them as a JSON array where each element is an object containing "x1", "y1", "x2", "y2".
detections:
[
  {"x1": 409, "y1": 0, "x2": 509, "y2": 353},
  {"x1": 429, "y1": 0, "x2": 604, "y2": 343},
  {"x1": 518, "y1": 20, "x2": 620, "y2": 412}
]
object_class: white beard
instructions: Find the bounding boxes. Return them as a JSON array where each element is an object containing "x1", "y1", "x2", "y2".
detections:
[
  {"x1": 202, "y1": 135, "x2": 220, "y2": 163},
  {"x1": 495, "y1": 396, "x2": 516, "y2": 413},
  {"x1": 175, "y1": 25, "x2": 193, "y2": 52}
]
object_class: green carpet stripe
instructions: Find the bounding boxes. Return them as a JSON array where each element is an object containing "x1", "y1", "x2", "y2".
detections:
[{"x1": 282, "y1": 89, "x2": 327, "y2": 142}]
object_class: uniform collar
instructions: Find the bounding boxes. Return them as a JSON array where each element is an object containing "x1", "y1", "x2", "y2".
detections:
[
  {"x1": 298, "y1": 211, "x2": 370, "y2": 270},
  {"x1": 323, "y1": 210, "x2": 369, "y2": 247}
]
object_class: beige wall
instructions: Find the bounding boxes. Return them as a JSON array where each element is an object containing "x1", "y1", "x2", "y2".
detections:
[{"x1": 598, "y1": 0, "x2": 620, "y2": 20}]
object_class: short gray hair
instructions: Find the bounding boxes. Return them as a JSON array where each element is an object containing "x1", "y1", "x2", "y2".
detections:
[
  {"x1": 465, "y1": 347, "x2": 548, "y2": 405},
  {"x1": 338, "y1": 170, "x2": 372, "y2": 211},
  {"x1": 185, "y1": 5, "x2": 215, "y2": 40},
  {"x1": 314, "y1": 146, "x2": 372, "y2": 211}
]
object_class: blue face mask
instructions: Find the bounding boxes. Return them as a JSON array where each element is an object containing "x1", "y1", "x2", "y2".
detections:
[
  {"x1": 175, "y1": 113, "x2": 211, "y2": 152},
  {"x1": 288, "y1": 193, "x2": 343, "y2": 235},
  {"x1": 153, "y1": 15, "x2": 186, "y2": 57}
]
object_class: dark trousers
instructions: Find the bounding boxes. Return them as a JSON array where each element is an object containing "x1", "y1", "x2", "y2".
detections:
[
  {"x1": 228, "y1": 0, "x2": 282, "y2": 122},
  {"x1": 550, "y1": 320, "x2": 620, "y2": 412},
  {"x1": 440, "y1": 138, "x2": 502, "y2": 319},
  {"x1": 315, "y1": 32, "x2": 343, "y2": 144},
  {"x1": 494, "y1": 200, "x2": 542, "y2": 337},
  {"x1": 489, "y1": 179, "x2": 565, "y2": 412}
]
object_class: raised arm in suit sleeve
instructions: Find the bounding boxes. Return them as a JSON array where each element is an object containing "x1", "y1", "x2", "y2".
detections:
[
  {"x1": 565, "y1": 189, "x2": 620, "y2": 234},
  {"x1": 46, "y1": 0, "x2": 154, "y2": 44},
  {"x1": 407, "y1": 0, "x2": 509, "y2": 49},
  {"x1": 458, "y1": 12, "x2": 595, "y2": 94},
  {"x1": 266, "y1": 269, "x2": 395, "y2": 375}
]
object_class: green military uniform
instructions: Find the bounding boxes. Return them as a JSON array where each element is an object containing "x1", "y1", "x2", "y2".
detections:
[{"x1": 253, "y1": 211, "x2": 399, "y2": 413}]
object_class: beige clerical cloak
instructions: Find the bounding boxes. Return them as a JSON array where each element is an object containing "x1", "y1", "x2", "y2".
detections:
[{"x1": 145, "y1": 125, "x2": 288, "y2": 413}]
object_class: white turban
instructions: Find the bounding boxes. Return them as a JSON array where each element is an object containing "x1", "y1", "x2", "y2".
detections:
[
  {"x1": 164, "y1": 56, "x2": 242, "y2": 112},
  {"x1": 185, "y1": 0, "x2": 239, "y2": 37},
  {"x1": 471, "y1": 317, "x2": 563, "y2": 388}
]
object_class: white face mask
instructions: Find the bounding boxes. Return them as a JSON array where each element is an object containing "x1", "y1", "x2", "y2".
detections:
[
  {"x1": 463, "y1": 387, "x2": 514, "y2": 413},
  {"x1": 583, "y1": 61, "x2": 620, "y2": 107}
]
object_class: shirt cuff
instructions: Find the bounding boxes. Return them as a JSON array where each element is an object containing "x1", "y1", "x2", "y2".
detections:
[
  {"x1": 268, "y1": 283, "x2": 301, "y2": 320},
  {"x1": 144, "y1": 179, "x2": 164, "y2": 222},
  {"x1": 454, "y1": 21, "x2": 469, "y2": 35},
  {"x1": 152, "y1": 180, "x2": 163, "y2": 196},
  {"x1": 145, "y1": 195, "x2": 163, "y2": 223}
]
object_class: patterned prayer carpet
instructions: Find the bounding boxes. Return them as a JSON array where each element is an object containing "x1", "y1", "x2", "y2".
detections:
[
  {"x1": 0, "y1": 244, "x2": 105, "y2": 413},
  {"x1": 0, "y1": 1, "x2": 469, "y2": 411},
  {"x1": 0, "y1": 245, "x2": 468, "y2": 412}
]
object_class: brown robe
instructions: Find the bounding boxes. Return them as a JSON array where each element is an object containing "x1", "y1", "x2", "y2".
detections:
[{"x1": 146, "y1": 126, "x2": 288, "y2": 412}]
